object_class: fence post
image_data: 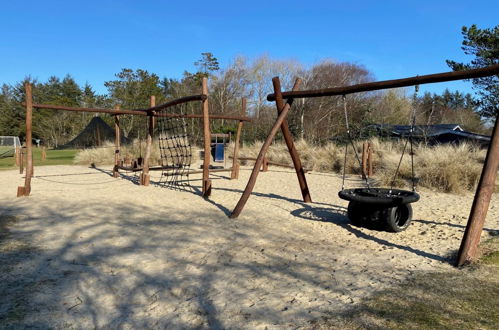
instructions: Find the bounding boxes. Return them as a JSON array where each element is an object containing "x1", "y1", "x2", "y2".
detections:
[
  {"x1": 15, "y1": 146, "x2": 20, "y2": 166},
  {"x1": 19, "y1": 147, "x2": 24, "y2": 174},
  {"x1": 41, "y1": 147, "x2": 47, "y2": 161}
]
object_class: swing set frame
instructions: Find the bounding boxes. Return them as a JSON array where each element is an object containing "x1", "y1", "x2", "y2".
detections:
[{"x1": 230, "y1": 64, "x2": 499, "y2": 267}]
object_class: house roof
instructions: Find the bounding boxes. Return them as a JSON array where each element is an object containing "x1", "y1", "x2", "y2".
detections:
[
  {"x1": 372, "y1": 124, "x2": 462, "y2": 137},
  {"x1": 368, "y1": 123, "x2": 490, "y2": 143}
]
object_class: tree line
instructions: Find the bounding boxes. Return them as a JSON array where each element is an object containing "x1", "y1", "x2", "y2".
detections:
[{"x1": 0, "y1": 24, "x2": 496, "y2": 147}]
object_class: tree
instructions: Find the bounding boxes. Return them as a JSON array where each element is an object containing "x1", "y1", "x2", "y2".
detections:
[
  {"x1": 446, "y1": 25, "x2": 499, "y2": 118},
  {"x1": 300, "y1": 61, "x2": 374, "y2": 142},
  {"x1": 194, "y1": 52, "x2": 220, "y2": 77},
  {"x1": 104, "y1": 69, "x2": 164, "y2": 138}
]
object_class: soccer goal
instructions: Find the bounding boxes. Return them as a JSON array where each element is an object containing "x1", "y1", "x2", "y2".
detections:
[{"x1": 0, "y1": 136, "x2": 21, "y2": 158}]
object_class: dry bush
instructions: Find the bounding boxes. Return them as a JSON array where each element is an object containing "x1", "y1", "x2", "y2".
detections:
[{"x1": 237, "y1": 138, "x2": 486, "y2": 194}]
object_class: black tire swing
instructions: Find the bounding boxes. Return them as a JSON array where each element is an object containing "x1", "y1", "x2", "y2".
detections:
[{"x1": 338, "y1": 91, "x2": 420, "y2": 232}]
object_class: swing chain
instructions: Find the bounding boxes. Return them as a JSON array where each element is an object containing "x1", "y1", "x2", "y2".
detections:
[{"x1": 341, "y1": 95, "x2": 348, "y2": 190}]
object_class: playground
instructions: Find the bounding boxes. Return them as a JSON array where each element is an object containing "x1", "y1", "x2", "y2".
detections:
[
  {"x1": 1, "y1": 163, "x2": 498, "y2": 328},
  {"x1": 1, "y1": 65, "x2": 498, "y2": 328}
]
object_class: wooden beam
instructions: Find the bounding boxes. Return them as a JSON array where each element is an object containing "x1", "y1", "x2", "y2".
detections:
[
  {"x1": 17, "y1": 83, "x2": 33, "y2": 197},
  {"x1": 28, "y1": 103, "x2": 251, "y2": 121},
  {"x1": 457, "y1": 112, "x2": 499, "y2": 266},
  {"x1": 267, "y1": 65, "x2": 499, "y2": 101},
  {"x1": 201, "y1": 78, "x2": 212, "y2": 197},
  {"x1": 136, "y1": 94, "x2": 207, "y2": 112},
  {"x1": 230, "y1": 78, "x2": 302, "y2": 218},
  {"x1": 231, "y1": 98, "x2": 246, "y2": 180},
  {"x1": 113, "y1": 106, "x2": 121, "y2": 178},
  {"x1": 273, "y1": 77, "x2": 312, "y2": 203},
  {"x1": 141, "y1": 96, "x2": 155, "y2": 186},
  {"x1": 30, "y1": 103, "x2": 148, "y2": 116}
]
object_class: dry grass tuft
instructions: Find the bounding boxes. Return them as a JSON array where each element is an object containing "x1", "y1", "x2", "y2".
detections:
[
  {"x1": 237, "y1": 139, "x2": 487, "y2": 194},
  {"x1": 74, "y1": 140, "x2": 199, "y2": 166}
]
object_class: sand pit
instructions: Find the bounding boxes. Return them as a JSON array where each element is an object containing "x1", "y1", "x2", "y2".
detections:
[{"x1": 1, "y1": 165, "x2": 498, "y2": 328}]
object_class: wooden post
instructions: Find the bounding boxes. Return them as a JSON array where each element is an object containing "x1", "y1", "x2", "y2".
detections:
[
  {"x1": 262, "y1": 157, "x2": 269, "y2": 172},
  {"x1": 15, "y1": 146, "x2": 20, "y2": 166},
  {"x1": 19, "y1": 147, "x2": 24, "y2": 174},
  {"x1": 17, "y1": 83, "x2": 33, "y2": 197},
  {"x1": 141, "y1": 95, "x2": 155, "y2": 186},
  {"x1": 368, "y1": 142, "x2": 374, "y2": 177},
  {"x1": 201, "y1": 77, "x2": 212, "y2": 197},
  {"x1": 456, "y1": 113, "x2": 499, "y2": 266},
  {"x1": 231, "y1": 98, "x2": 245, "y2": 180},
  {"x1": 41, "y1": 147, "x2": 47, "y2": 161},
  {"x1": 273, "y1": 77, "x2": 312, "y2": 203},
  {"x1": 230, "y1": 78, "x2": 302, "y2": 218},
  {"x1": 113, "y1": 106, "x2": 121, "y2": 178},
  {"x1": 362, "y1": 142, "x2": 368, "y2": 179}
]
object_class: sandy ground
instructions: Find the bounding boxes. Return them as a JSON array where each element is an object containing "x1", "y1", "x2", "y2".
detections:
[{"x1": 0, "y1": 164, "x2": 498, "y2": 329}]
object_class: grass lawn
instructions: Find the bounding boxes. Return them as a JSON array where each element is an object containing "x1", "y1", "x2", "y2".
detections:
[
  {"x1": 0, "y1": 148, "x2": 78, "y2": 170},
  {"x1": 310, "y1": 237, "x2": 499, "y2": 329}
]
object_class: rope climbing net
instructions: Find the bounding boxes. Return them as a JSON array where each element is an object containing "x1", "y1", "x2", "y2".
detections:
[{"x1": 156, "y1": 103, "x2": 193, "y2": 190}]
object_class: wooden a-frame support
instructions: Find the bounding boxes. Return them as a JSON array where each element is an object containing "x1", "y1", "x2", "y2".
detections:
[{"x1": 230, "y1": 77, "x2": 311, "y2": 218}]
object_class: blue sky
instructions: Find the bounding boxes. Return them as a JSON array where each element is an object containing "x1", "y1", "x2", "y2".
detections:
[{"x1": 1, "y1": 0, "x2": 497, "y2": 96}]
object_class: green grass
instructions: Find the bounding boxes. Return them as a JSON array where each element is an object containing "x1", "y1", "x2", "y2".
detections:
[
  {"x1": 308, "y1": 237, "x2": 499, "y2": 329},
  {"x1": 0, "y1": 148, "x2": 78, "y2": 170}
]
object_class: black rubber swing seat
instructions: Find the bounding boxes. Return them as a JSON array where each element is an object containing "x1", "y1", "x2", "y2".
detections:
[
  {"x1": 339, "y1": 188, "x2": 420, "y2": 232},
  {"x1": 338, "y1": 188, "x2": 420, "y2": 207}
]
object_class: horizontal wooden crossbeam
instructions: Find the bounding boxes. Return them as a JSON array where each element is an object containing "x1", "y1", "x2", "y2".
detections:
[{"x1": 267, "y1": 65, "x2": 499, "y2": 101}]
